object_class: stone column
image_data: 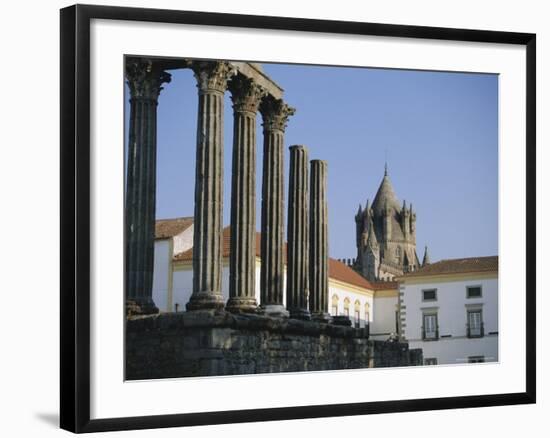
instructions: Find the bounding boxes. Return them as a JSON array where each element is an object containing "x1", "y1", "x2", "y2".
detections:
[
  {"x1": 309, "y1": 160, "x2": 330, "y2": 322},
  {"x1": 226, "y1": 76, "x2": 266, "y2": 313},
  {"x1": 125, "y1": 58, "x2": 171, "y2": 315},
  {"x1": 186, "y1": 61, "x2": 236, "y2": 311},
  {"x1": 259, "y1": 97, "x2": 295, "y2": 317},
  {"x1": 286, "y1": 145, "x2": 311, "y2": 320}
]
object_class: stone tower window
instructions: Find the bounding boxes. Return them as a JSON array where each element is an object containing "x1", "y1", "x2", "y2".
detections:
[{"x1": 395, "y1": 246, "x2": 401, "y2": 263}]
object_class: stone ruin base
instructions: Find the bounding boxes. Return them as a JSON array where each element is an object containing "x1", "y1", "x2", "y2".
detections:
[{"x1": 126, "y1": 310, "x2": 423, "y2": 380}]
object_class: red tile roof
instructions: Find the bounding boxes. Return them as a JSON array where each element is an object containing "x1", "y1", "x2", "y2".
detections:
[
  {"x1": 370, "y1": 281, "x2": 399, "y2": 290},
  {"x1": 155, "y1": 217, "x2": 193, "y2": 239},
  {"x1": 401, "y1": 256, "x2": 498, "y2": 278},
  {"x1": 328, "y1": 258, "x2": 374, "y2": 289}
]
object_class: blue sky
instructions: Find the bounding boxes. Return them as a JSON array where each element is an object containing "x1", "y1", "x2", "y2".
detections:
[{"x1": 125, "y1": 62, "x2": 498, "y2": 262}]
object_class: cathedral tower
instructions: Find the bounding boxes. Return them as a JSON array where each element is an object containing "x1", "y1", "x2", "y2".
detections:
[{"x1": 355, "y1": 165, "x2": 420, "y2": 281}]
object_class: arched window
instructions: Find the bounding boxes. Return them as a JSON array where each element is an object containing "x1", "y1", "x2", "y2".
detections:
[
  {"x1": 331, "y1": 294, "x2": 339, "y2": 316},
  {"x1": 344, "y1": 298, "x2": 350, "y2": 317},
  {"x1": 354, "y1": 300, "x2": 361, "y2": 328},
  {"x1": 365, "y1": 303, "x2": 370, "y2": 326}
]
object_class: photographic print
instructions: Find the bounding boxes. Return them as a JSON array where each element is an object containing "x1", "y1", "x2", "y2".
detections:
[
  {"x1": 124, "y1": 57, "x2": 499, "y2": 380},
  {"x1": 60, "y1": 5, "x2": 535, "y2": 432}
]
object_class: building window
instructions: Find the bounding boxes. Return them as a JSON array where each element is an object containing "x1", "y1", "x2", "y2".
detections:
[
  {"x1": 424, "y1": 358, "x2": 438, "y2": 366},
  {"x1": 468, "y1": 356, "x2": 485, "y2": 363},
  {"x1": 354, "y1": 300, "x2": 361, "y2": 328},
  {"x1": 422, "y1": 289, "x2": 437, "y2": 301},
  {"x1": 331, "y1": 294, "x2": 339, "y2": 316},
  {"x1": 467, "y1": 286, "x2": 482, "y2": 298},
  {"x1": 365, "y1": 303, "x2": 370, "y2": 326},
  {"x1": 422, "y1": 313, "x2": 439, "y2": 340},
  {"x1": 467, "y1": 309, "x2": 484, "y2": 338},
  {"x1": 344, "y1": 298, "x2": 350, "y2": 317}
]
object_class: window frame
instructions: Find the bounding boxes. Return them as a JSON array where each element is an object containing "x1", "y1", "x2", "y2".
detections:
[
  {"x1": 422, "y1": 312, "x2": 439, "y2": 341},
  {"x1": 343, "y1": 297, "x2": 350, "y2": 317},
  {"x1": 467, "y1": 308, "x2": 484, "y2": 338},
  {"x1": 331, "y1": 294, "x2": 339, "y2": 316},
  {"x1": 422, "y1": 288, "x2": 438, "y2": 302},
  {"x1": 466, "y1": 285, "x2": 483, "y2": 299}
]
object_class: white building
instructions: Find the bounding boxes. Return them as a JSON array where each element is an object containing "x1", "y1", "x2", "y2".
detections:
[
  {"x1": 397, "y1": 256, "x2": 499, "y2": 366},
  {"x1": 369, "y1": 282, "x2": 400, "y2": 341},
  {"x1": 152, "y1": 217, "x2": 398, "y2": 335}
]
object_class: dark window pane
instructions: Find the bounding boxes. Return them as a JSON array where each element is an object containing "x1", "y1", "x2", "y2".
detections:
[
  {"x1": 423, "y1": 289, "x2": 436, "y2": 300},
  {"x1": 467, "y1": 286, "x2": 482, "y2": 298}
]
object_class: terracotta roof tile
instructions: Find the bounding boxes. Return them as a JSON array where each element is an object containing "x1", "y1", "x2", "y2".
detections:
[
  {"x1": 172, "y1": 224, "x2": 372, "y2": 290},
  {"x1": 155, "y1": 217, "x2": 193, "y2": 239},
  {"x1": 328, "y1": 258, "x2": 374, "y2": 289},
  {"x1": 401, "y1": 256, "x2": 498, "y2": 278},
  {"x1": 370, "y1": 281, "x2": 399, "y2": 290},
  {"x1": 174, "y1": 226, "x2": 268, "y2": 262}
]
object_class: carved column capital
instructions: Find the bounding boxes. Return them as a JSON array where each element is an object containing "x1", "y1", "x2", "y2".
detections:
[
  {"x1": 229, "y1": 76, "x2": 267, "y2": 114},
  {"x1": 125, "y1": 59, "x2": 171, "y2": 101},
  {"x1": 260, "y1": 96, "x2": 296, "y2": 132},
  {"x1": 188, "y1": 60, "x2": 236, "y2": 94}
]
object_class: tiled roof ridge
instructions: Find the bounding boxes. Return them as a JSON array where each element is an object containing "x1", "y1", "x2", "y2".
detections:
[
  {"x1": 437, "y1": 255, "x2": 497, "y2": 262},
  {"x1": 156, "y1": 215, "x2": 193, "y2": 221},
  {"x1": 401, "y1": 255, "x2": 498, "y2": 278}
]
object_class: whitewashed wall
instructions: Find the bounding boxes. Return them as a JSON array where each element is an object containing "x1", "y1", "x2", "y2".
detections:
[
  {"x1": 326, "y1": 282, "x2": 373, "y2": 328},
  {"x1": 152, "y1": 239, "x2": 171, "y2": 312},
  {"x1": 401, "y1": 276, "x2": 498, "y2": 365},
  {"x1": 172, "y1": 224, "x2": 194, "y2": 255},
  {"x1": 371, "y1": 294, "x2": 399, "y2": 340},
  {"x1": 415, "y1": 336, "x2": 498, "y2": 365},
  {"x1": 171, "y1": 267, "x2": 194, "y2": 311},
  {"x1": 171, "y1": 262, "x2": 262, "y2": 309}
]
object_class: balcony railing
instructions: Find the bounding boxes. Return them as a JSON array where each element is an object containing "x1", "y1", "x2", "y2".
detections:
[{"x1": 467, "y1": 322, "x2": 485, "y2": 338}]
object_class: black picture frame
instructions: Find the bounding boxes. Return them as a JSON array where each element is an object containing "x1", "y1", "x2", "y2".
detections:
[{"x1": 60, "y1": 4, "x2": 536, "y2": 433}]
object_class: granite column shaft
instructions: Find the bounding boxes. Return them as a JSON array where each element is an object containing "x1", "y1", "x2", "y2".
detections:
[
  {"x1": 259, "y1": 97, "x2": 295, "y2": 317},
  {"x1": 226, "y1": 77, "x2": 266, "y2": 312},
  {"x1": 187, "y1": 61, "x2": 235, "y2": 311},
  {"x1": 309, "y1": 160, "x2": 329, "y2": 322},
  {"x1": 287, "y1": 145, "x2": 311, "y2": 320},
  {"x1": 124, "y1": 59, "x2": 171, "y2": 315}
]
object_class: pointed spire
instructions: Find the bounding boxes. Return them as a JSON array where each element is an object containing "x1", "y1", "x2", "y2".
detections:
[
  {"x1": 422, "y1": 246, "x2": 430, "y2": 266},
  {"x1": 384, "y1": 161, "x2": 388, "y2": 176},
  {"x1": 372, "y1": 163, "x2": 400, "y2": 215},
  {"x1": 355, "y1": 204, "x2": 363, "y2": 224},
  {"x1": 402, "y1": 200, "x2": 406, "y2": 212}
]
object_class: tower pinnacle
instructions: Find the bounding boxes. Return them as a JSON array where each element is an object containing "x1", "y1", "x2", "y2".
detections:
[{"x1": 422, "y1": 246, "x2": 430, "y2": 266}]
